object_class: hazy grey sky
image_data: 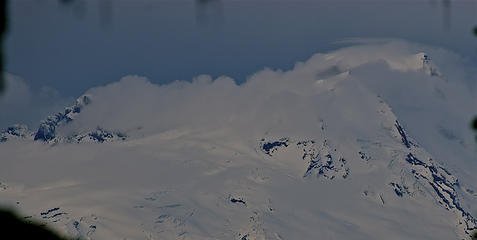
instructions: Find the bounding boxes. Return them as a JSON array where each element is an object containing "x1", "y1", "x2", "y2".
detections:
[{"x1": 2, "y1": 0, "x2": 477, "y2": 128}]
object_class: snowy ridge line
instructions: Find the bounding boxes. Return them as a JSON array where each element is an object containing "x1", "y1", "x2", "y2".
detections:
[
  {"x1": 0, "y1": 95, "x2": 127, "y2": 144},
  {"x1": 257, "y1": 118, "x2": 477, "y2": 238},
  {"x1": 394, "y1": 122, "x2": 477, "y2": 238},
  {"x1": 0, "y1": 41, "x2": 476, "y2": 239},
  {"x1": 0, "y1": 124, "x2": 32, "y2": 142},
  {"x1": 405, "y1": 152, "x2": 477, "y2": 236}
]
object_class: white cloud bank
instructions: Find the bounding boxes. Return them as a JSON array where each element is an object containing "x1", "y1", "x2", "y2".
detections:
[
  {"x1": 60, "y1": 39, "x2": 476, "y2": 169},
  {"x1": 1, "y1": 39, "x2": 477, "y2": 239},
  {"x1": 2, "y1": 39, "x2": 476, "y2": 175}
]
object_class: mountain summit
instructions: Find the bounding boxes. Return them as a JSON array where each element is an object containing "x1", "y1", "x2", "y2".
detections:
[{"x1": 1, "y1": 40, "x2": 476, "y2": 240}]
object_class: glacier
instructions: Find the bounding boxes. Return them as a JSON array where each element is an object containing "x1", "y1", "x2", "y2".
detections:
[{"x1": 0, "y1": 40, "x2": 476, "y2": 240}]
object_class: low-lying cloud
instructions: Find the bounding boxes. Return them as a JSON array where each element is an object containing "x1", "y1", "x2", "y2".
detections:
[
  {"x1": 3, "y1": 39, "x2": 477, "y2": 171},
  {"x1": 70, "y1": 40, "x2": 475, "y2": 134}
]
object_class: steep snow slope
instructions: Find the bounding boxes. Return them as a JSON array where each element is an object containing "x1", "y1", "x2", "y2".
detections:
[{"x1": 0, "y1": 40, "x2": 476, "y2": 240}]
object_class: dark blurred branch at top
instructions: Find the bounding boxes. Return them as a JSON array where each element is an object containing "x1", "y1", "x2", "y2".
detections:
[
  {"x1": 60, "y1": 0, "x2": 75, "y2": 5},
  {"x1": 474, "y1": 21, "x2": 477, "y2": 140},
  {"x1": 473, "y1": 20, "x2": 477, "y2": 142},
  {"x1": 442, "y1": 0, "x2": 451, "y2": 30},
  {"x1": 59, "y1": 0, "x2": 112, "y2": 28},
  {"x1": 196, "y1": 0, "x2": 224, "y2": 26},
  {"x1": 0, "y1": 0, "x2": 7, "y2": 95},
  {"x1": 99, "y1": 0, "x2": 112, "y2": 29},
  {"x1": 473, "y1": 117, "x2": 477, "y2": 141}
]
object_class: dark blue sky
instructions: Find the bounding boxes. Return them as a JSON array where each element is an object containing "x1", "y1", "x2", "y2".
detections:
[
  {"x1": 6, "y1": 0, "x2": 477, "y2": 98},
  {"x1": 2, "y1": 0, "x2": 477, "y2": 128}
]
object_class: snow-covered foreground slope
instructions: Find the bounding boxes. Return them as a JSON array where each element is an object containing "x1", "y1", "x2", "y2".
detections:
[{"x1": 1, "y1": 40, "x2": 476, "y2": 239}]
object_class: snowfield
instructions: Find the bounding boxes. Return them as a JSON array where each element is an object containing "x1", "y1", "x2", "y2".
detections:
[{"x1": 1, "y1": 39, "x2": 477, "y2": 240}]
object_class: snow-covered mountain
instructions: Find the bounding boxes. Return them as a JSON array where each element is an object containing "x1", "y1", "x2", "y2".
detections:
[
  {"x1": 1, "y1": 40, "x2": 476, "y2": 240},
  {"x1": 1, "y1": 95, "x2": 127, "y2": 144}
]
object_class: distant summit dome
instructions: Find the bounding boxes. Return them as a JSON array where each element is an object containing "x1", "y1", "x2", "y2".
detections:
[{"x1": 415, "y1": 52, "x2": 440, "y2": 76}]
